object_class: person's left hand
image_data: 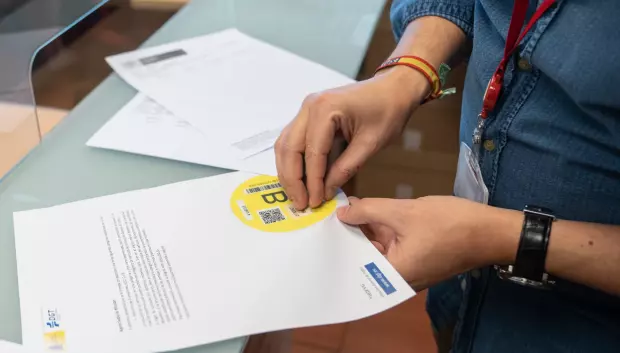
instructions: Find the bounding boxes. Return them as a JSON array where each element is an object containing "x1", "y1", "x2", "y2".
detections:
[{"x1": 337, "y1": 196, "x2": 519, "y2": 290}]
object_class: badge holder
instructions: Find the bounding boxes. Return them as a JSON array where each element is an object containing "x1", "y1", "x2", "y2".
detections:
[{"x1": 454, "y1": 142, "x2": 489, "y2": 205}]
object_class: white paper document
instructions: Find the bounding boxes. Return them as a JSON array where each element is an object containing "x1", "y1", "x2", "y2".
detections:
[
  {"x1": 105, "y1": 28, "x2": 354, "y2": 146},
  {"x1": 0, "y1": 340, "x2": 48, "y2": 353},
  {"x1": 87, "y1": 93, "x2": 277, "y2": 175},
  {"x1": 14, "y1": 172, "x2": 414, "y2": 353}
]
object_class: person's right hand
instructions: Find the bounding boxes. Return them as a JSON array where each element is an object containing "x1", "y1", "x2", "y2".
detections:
[{"x1": 275, "y1": 67, "x2": 431, "y2": 210}]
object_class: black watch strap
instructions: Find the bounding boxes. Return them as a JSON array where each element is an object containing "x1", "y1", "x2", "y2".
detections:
[{"x1": 512, "y1": 205, "x2": 555, "y2": 281}]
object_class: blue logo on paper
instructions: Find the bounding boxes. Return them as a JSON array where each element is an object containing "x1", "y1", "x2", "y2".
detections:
[
  {"x1": 45, "y1": 309, "x2": 61, "y2": 329},
  {"x1": 365, "y1": 262, "x2": 396, "y2": 295},
  {"x1": 46, "y1": 321, "x2": 60, "y2": 329}
]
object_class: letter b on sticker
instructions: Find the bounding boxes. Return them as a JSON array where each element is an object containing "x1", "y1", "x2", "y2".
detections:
[
  {"x1": 261, "y1": 191, "x2": 288, "y2": 204},
  {"x1": 230, "y1": 175, "x2": 337, "y2": 233}
]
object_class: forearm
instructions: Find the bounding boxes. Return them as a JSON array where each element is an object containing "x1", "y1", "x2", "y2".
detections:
[
  {"x1": 390, "y1": 16, "x2": 467, "y2": 70},
  {"x1": 547, "y1": 220, "x2": 620, "y2": 295},
  {"x1": 481, "y1": 206, "x2": 620, "y2": 296},
  {"x1": 376, "y1": 16, "x2": 468, "y2": 114}
]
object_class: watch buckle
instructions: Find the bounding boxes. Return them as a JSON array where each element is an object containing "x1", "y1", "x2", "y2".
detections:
[{"x1": 495, "y1": 265, "x2": 556, "y2": 289}]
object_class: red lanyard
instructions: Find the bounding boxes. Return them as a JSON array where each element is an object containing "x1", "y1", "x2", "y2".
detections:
[{"x1": 479, "y1": 0, "x2": 557, "y2": 119}]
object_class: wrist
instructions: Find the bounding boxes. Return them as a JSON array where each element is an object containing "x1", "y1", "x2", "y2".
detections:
[
  {"x1": 471, "y1": 206, "x2": 521, "y2": 266},
  {"x1": 373, "y1": 65, "x2": 431, "y2": 113}
]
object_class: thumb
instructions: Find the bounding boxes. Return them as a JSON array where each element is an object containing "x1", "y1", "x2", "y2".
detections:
[{"x1": 337, "y1": 197, "x2": 400, "y2": 227}]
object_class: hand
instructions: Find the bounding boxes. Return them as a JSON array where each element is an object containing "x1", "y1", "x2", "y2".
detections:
[
  {"x1": 337, "y1": 196, "x2": 520, "y2": 290},
  {"x1": 275, "y1": 67, "x2": 430, "y2": 210}
]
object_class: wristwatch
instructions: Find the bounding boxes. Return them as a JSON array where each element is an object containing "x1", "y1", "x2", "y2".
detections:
[{"x1": 495, "y1": 205, "x2": 556, "y2": 289}]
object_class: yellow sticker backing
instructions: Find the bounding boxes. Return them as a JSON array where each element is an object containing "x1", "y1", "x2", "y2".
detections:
[{"x1": 230, "y1": 175, "x2": 336, "y2": 233}]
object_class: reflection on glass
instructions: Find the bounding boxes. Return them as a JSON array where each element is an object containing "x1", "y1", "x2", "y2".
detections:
[
  {"x1": 32, "y1": 1, "x2": 179, "y2": 112},
  {"x1": 0, "y1": 0, "x2": 107, "y2": 179}
]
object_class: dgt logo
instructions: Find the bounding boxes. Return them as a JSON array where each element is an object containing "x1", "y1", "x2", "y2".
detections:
[
  {"x1": 261, "y1": 191, "x2": 288, "y2": 204},
  {"x1": 45, "y1": 309, "x2": 60, "y2": 329}
]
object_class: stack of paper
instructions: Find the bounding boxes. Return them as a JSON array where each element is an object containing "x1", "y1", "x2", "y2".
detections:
[
  {"x1": 88, "y1": 29, "x2": 355, "y2": 174},
  {"x1": 14, "y1": 172, "x2": 414, "y2": 352}
]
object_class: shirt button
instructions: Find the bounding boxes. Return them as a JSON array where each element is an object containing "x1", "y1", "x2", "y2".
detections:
[
  {"x1": 518, "y1": 57, "x2": 532, "y2": 71},
  {"x1": 483, "y1": 139, "x2": 495, "y2": 151}
]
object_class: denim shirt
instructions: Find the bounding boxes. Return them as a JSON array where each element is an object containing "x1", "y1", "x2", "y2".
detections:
[{"x1": 391, "y1": 1, "x2": 620, "y2": 352}]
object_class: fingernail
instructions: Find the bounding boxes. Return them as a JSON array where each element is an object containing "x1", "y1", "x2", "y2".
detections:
[
  {"x1": 336, "y1": 206, "x2": 349, "y2": 218},
  {"x1": 311, "y1": 198, "x2": 323, "y2": 209},
  {"x1": 347, "y1": 196, "x2": 358, "y2": 203}
]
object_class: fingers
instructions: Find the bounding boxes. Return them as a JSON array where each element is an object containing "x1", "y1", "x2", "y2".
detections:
[
  {"x1": 336, "y1": 197, "x2": 403, "y2": 229},
  {"x1": 304, "y1": 102, "x2": 339, "y2": 208},
  {"x1": 275, "y1": 109, "x2": 309, "y2": 210},
  {"x1": 369, "y1": 223, "x2": 398, "y2": 252},
  {"x1": 360, "y1": 224, "x2": 393, "y2": 254},
  {"x1": 324, "y1": 136, "x2": 379, "y2": 200},
  {"x1": 276, "y1": 92, "x2": 343, "y2": 209},
  {"x1": 371, "y1": 240, "x2": 386, "y2": 254}
]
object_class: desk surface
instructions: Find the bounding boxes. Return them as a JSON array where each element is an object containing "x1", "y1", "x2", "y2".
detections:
[{"x1": 0, "y1": 0, "x2": 385, "y2": 351}]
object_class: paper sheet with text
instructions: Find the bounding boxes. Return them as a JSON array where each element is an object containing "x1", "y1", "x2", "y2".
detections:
[
  {"x1": 106, "y1": 28, "x2": 354, "y2": 147},
  {"x1": 87, "y1": 93, "x2": 277, "y2": 175},
  {"x1": 14, "y1": 172, "x2": 414, "y2": 353},
  {"x1": 0, "y1": 340, "x2": 49, "y2": 353}
]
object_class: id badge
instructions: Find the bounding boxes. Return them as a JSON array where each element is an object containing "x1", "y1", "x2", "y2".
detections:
[{"x1": 454, "y1": 142, "x2": 489, "y2": 204}]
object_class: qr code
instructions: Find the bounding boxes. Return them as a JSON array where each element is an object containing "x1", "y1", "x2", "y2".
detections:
[{"x1": 258, "y1": 207, "x2": 286, "y2": 224}]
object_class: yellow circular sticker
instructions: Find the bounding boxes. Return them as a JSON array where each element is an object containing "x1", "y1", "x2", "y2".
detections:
[{"x1": 230, "y1": 175, "x2": 337, "y2": 233}]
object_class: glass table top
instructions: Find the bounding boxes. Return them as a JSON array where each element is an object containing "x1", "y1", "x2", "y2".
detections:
[{"x1": 0, "y1": 0, "x2": 385, "y2": 351}]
